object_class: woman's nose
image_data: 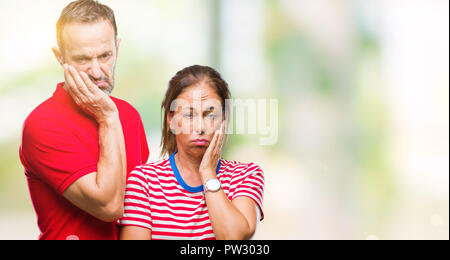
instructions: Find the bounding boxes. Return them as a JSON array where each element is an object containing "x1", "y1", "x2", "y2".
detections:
[{"x1": 193, "y1": 116, "x2": 206, "y2": 135}]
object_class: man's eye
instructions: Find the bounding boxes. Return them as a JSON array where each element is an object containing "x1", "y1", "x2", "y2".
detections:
[
  {"x1": 183, "y1": 113, "x2": 193, "y2": 118},
  {"x1": 99, "y1": 53, "x2": 111, "y2": 60}
]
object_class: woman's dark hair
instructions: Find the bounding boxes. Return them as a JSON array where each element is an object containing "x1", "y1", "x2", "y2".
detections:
[{"x1": 160, "y1": 65, "x2": 231, "y2": 157}]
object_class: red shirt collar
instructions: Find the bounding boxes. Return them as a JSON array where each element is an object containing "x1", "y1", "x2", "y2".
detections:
[{"x1": 53, "y1": 82, "x2": 89, "y2": 116}]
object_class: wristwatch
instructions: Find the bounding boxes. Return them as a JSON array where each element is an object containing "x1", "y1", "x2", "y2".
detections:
[{"x1": 204, "y1": 178, "x2": 222, "y2": 193}]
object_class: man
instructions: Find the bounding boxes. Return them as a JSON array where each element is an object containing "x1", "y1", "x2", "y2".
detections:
[{"x1": 19, "y1": 0, "x2": 149, "y2": 240}]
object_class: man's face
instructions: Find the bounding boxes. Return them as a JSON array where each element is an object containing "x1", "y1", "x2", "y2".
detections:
[{"x1": 60, "y1": 19, "x2": 119, "y2": 95}]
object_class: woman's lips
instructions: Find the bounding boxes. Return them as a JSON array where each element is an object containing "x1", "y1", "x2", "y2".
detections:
[{"x1": 192, "y1": 139, "x2": 209, "y2": 146}]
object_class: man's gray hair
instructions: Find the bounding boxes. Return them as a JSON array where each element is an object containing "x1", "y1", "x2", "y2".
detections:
[{"x1": 56, "y1": 0, "x2": 118, "y2": 51}]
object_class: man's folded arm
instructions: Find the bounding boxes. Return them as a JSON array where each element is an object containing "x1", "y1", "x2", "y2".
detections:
[{"x1": 62, "y1": 115, "x2": 127, "y2": 222}]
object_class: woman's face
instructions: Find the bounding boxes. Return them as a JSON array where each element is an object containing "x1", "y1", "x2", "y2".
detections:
[{"x1": 168, "y1": 82, "x2": 224, "y2": 158}]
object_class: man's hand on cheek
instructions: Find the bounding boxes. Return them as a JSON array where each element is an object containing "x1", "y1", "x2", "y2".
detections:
[{"x1": 63, "y1": 64, "x2": 118, "y2": 124}]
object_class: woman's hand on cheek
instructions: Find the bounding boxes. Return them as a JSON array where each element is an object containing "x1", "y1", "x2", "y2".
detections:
[{"x1": 199, "y1": 122, "x2": 225, "y2": 182}]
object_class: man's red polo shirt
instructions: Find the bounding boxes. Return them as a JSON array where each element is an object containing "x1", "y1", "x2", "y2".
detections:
[{"x1": 19, "y1": 82, "x2": 149, "y2": 240}]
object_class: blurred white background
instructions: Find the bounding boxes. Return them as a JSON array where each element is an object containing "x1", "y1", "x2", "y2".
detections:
[{"x1": 0, "y1": 0, "x2": 448, "y2": 240}]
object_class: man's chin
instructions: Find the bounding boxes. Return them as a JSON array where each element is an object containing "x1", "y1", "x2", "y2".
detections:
[{"x1": 99, "y1": 86, "x2": 114, "y2": 96}]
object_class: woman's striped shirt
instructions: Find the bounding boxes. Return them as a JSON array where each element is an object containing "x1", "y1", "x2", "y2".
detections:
[{"x1": 119, "y1": 156, "x2": 264, "y2": 240}]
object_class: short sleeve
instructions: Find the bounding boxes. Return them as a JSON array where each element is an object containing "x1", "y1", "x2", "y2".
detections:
[
  {"x1": 20, "y1": 119, "x2": 97, "y2": 195},
  {"x1": 231, "y1": 164, "x2": 265, "y2": 221},
  {"x1": 114, "y1": 99, "x2": 149, "y2": 169},
  {"x1": 119, "y1": 170, "x2": 152, "y2": 230},
  {"x1": 138, "y1": 117, "x2": 150, "y2": 164}
]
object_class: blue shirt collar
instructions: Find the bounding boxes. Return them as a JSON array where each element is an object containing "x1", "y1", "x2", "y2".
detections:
[{"x1": 169, "y1": 152, "x2": 221, "y2": 193}]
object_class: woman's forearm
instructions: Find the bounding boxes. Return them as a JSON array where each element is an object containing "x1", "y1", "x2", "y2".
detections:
[
  {"x1": 200, "y1": 125, "x2": 255, "y2": 239},
  {"x1": 120, "y1": 226, "x2": 152, "y2": 240},
  {"x1": 204, "y1": 189, "x2": 254, "y2": 240}
]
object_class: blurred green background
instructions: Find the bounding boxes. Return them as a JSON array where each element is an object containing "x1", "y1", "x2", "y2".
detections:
[{"x1": 0, "y1": 0, "x2": 448, "y2": 239}]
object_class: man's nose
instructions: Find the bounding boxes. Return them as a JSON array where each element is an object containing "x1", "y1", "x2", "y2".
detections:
[{"x1": 87, "y1": 59, "x2": 103, "y2": 80}]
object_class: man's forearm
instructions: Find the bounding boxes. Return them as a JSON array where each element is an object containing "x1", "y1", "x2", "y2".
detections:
[
  {"x1": 96, "y1": 114, "x2": 127, "y2": 212},
  {"x1": 60, "y1": 65, "x2": 128, "y2": 222}
]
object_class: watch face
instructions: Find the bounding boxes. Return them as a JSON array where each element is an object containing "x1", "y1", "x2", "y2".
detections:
[{"x1": 206, "y1": 179, "x2": 221, "y2": 191}]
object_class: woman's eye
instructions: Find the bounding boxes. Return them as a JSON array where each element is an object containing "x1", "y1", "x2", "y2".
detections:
[
  {"x1": 183, "y1": 113, "x2": 193, "y2": 118},
  {"x1": 207, "y1": 114, "x2": 217, "y2": 119}
]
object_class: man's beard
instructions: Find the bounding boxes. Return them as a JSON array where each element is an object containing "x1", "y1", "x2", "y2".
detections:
[
  {"x1": 99, "y1": 79, "x2": 114, "y2": 96},
  {"x1": 90, "y1": 71, "x2": 115, "y2": 96}
]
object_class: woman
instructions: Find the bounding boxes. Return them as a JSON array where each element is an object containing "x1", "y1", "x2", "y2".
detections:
[{"x1": 119, "y1": 65, "x2": 264, "y2": 240}]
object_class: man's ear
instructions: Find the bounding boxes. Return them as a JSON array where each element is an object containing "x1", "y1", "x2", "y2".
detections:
[
  {"x1": 116, "y1": 38, "x2": 122, "y2": 54},
  {"x1": 52, "y1": 46, "x2": 64, "y2": 66}
]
